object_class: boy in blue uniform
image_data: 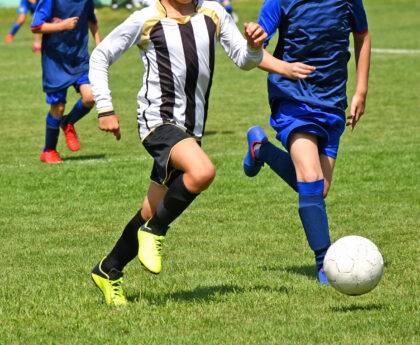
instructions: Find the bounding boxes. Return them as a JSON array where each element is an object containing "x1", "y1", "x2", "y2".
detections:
[
  {"x1": 31, "y1": 0, "x2": 101, "y2": 163},
  {"x1": 5, "y1": 0, "x2": 42, "y2": 52},
  {"x1": 244, "y1": 0, "x2": 371, "y2": 283}
]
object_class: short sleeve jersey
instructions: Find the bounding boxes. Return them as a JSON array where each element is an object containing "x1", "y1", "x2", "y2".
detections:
[
  {"x1": 259, "y1": 0, "x2": 368, "y2": 115},
  {"x1": 31, "y1": 0, "x2": 97, "y2": 93}
]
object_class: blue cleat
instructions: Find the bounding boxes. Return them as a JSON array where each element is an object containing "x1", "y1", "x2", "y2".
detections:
[
  {"x1": 318, "y1": 267, "x2": 329, "y2": 285},
  {"x1": 243, "y1": 126, "x2": 268, "y2": 177}
]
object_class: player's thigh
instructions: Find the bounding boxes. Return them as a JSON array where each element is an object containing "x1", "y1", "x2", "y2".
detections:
[
  {"x1": 289, "y1": 132, "x2": 323, "y2": 182},
  {"x1": 141, "y1": 181, "x2": 167, "y2": 220},
  {"x1": 170, "y1": 138, "x2": 216, "y2": 192},
  {"x1": 320, "y1": 154, "x2": 336, "y2": 197}
]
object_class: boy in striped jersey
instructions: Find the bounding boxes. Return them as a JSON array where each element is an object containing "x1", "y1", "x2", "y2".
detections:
[{"x1": 89, "y1": 0, "x2": 314, "y2": 306}]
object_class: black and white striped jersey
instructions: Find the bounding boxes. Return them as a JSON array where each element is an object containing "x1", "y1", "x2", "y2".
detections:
[{"x1": 89, "y1": 0, "x2": 263, "y2": 140}]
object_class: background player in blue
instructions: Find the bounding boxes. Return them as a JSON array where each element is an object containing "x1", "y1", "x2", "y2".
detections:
[
  {"x1": 5, "y1": 0, "x2": 42, "y2": 53},
  {"x1": 244, "y1": 0, "x2": 371, "y2": 284},
  {"x1": 31, "y1": 0, "x2": 101, "y2": 163}
]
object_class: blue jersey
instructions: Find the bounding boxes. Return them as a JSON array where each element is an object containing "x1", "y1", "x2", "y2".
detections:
[
  {"x1": 31, "y1": 0, "x2": 97, "y2": 93},
  {"x1": 259, "y1": 0, "x2": 368, "y2": 115}
]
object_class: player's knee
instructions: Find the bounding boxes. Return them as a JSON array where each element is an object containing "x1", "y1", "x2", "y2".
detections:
[
  {"x1": 141, "y1": 204, "x2": 154, "y2": 221},
  {"x1": 82, "y1": 94, "x2": 95, "y2": 109},
  {"x1": 50, "y1": 103, "x2": 65, "y2": 117},
  {"x1": 187, "y1": 164, "x2": 216, "y2": 192},
  {"x1": 299, "y1": 171, "x2": 323, "y2": 183},
  {"x1": 16, "y1": 15, "x2": 26, "y2": 25}
]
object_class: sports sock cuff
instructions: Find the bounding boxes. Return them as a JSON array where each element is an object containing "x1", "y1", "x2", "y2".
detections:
[
  {"x1": 46, "y1": 113, "x2": 61, "y2": 129},
  {"x1": 297, "y1": 179, "x2": 324, "y2": 196}
]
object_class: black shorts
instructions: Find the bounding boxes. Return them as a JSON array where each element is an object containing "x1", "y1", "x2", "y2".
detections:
[{"x1": 142, "y1": 124, "x2": 197, "y2": 187}]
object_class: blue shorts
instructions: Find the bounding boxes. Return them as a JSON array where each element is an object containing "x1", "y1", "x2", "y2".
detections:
[
  {"x1": 45, "y1": 74, "x2": 90, "y2": 105},
  {"x1": 17, "y1": 0, "x2": 36, "y2": 15},
  {"x1": 270, "y1": 102, "x2": 346, "y2": 159}
]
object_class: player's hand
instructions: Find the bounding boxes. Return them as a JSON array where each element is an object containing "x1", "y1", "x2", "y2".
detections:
[
  {"x1": 283, "y1": 62, "x2": 316, "y2": 80},
  {"x1": 61, "y1": 17, "x2": 79, "y2": 31},
  {"x1": 98, "y1": 115, "x2": 121, "y2": 141},
  {"x1": 244, "y1": 22, "x2": 267, "y2": 50},
  {"x1": 347, "y1": 92, "x2": 367, "y2": 131}
]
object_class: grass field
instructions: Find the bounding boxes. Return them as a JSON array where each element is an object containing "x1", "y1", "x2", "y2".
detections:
[{"x1": 0, "y1": 1, "x2": 419, "y2": 344}]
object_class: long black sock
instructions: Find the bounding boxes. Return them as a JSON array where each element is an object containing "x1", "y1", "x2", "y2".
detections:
[
  {"x1": 146, "y1": 174, "x2": 199, "y2": 236},
  {"x1": 102, "y1": 210, "x2": 145, "y2": 272}
]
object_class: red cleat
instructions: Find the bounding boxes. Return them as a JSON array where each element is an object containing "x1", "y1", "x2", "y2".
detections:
[
  {"x1": 5, "y1": 34, "x2": 14, "y2": 43},
  {"x1": 61, "y1": 123, "x2": 80, "y2": 152},
  {"x1": 40, "y1": 150, "x2": 63, "y2": 164}
]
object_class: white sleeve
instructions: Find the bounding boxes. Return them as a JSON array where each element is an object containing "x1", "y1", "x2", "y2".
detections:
[
  {"x1": 89, "y1": 12, "x2": 144, "y2": 113},
  {"x1": 218, "y1": 7, "x2": 263, "y2": 70}
]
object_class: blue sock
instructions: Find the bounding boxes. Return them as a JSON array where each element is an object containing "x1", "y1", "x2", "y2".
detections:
[
  {"x1": 257, "y1": 142, "x2": 297, "y2": 191},
  {"x1": 297, "y1": 180, "x2": 331, "y2": 270},
  {"x1": 62, "y1": 99, "x2": 92, "y2": 126},
  {"x1": 44, "y1": 113, "x2": 61, "y2": 151},
  {"x1": 9, "y1": 22, "x2": 21, "y2": 36}
]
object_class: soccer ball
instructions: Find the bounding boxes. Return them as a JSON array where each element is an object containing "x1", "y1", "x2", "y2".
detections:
[{"x1": 323, "y1": 236, "x2": 384, "y2": 295}]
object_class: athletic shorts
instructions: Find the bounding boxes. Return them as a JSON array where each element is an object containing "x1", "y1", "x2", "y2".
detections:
[
  {"x1": 270, "y1": 101, "x2": 346, "y2": 159},
  {"x1": 17, "y1": 0, "x2": 36, "y2": 15},
  {"x1": 45, "y1": 74, "x2": 90, "y2": 105},
  {"x1": 142, "y1": 124, "x2": 199, "y2": 187}
]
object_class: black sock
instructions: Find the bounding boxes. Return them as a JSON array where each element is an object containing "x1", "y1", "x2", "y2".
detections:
[
  {"x1": 102, "y1": 210, "x2": 145, "y2": 272},
  {"x1": 146, "y1": 174, "x2": 199, "y2": 236}
]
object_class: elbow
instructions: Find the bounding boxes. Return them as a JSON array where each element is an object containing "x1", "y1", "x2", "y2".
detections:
[{"x1": 31, "y1": 24, "x2": 43, "y2": 34}]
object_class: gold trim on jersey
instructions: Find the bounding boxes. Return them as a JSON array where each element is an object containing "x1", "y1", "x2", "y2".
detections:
[{"x1": 197, "y1": 7, "x2": 221, "y2": 38}]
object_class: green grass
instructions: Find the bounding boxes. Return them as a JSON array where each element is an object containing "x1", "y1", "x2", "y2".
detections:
[{"x1": 0, "y1": 1, "x2": 419, "y2": 344}]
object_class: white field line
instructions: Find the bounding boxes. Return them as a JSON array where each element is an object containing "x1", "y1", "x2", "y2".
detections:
[{"x1": 372, "y1": 48, "x2": 420, "y2": 55}]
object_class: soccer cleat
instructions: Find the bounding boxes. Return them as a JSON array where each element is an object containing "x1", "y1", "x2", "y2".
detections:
[
  {"x1": 61, "y1": 122, "x2": 80, "y2": 152},
  {"x1": 5, "y1": 34, "x2": 14, "y2": 43},
  {"x1": 91, "y1": 260, "x2": 128, "y2": 306},
  {"x1": 243, "y1": 126, "x2": 268, "y2": 177},
  {"x1": 39, "y1": 149, "x2": 63, "y2": 164},
  {"x1": 318, "y1": 267, "x2": 329, "y2": 285},
  {"x1": 138, "y1": 226, "x2": 165, "y2": 274}
]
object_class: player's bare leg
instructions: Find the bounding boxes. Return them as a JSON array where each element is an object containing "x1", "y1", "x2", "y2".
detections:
[
  {"x1": 61, "y1": 84, "x2": 94, "y2": 152},
  {"x1": 290, "y1": 132, "x2": 331, "y2": 284},
  {"x1": 320, "y1": 154, "x2": 336, "y2": 198},
  {"x1": 40, "y1": 103, "x2": 65, "y2": 163},
  {"x1": 139, "y1": 138, "x2": 216, "y2": 274},
  {"x1": 6, "y1": 14, "x2": 26, "y2": 43}
]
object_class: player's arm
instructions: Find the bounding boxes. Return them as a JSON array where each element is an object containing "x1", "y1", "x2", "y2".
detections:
[
  {"x1": 347, "y1": 0, "x2": 371, "y2": 130},
  {"x1": 347, "y1": 31, "x2": 371, "y2": 130},
  {"x1": 89, "y1": 13, "x2": 144, "y2": 140},
  {"x1": 88, "y1": 0, "x2": 101, "y2": 46},
  {"x1": 258, "y1": 49, "x2": 315, "y2": 80},
  {"x1": 89, "y1": 21, "x2": 101, "y2": 46},
  {"x1": 32, "y1": 17, "x2": 79, "y2": 33},
  {"x1": 218, "y1": 6, "x2": 263, "y2": 70},
  {"x1": 31, "y1": 0, "x2": 76, "y2": 34}
]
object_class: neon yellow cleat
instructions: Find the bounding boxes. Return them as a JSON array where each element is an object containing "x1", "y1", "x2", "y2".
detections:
[
  {"x1": 91, "y1": 259, "x2": 128, "y2": 306},
  {"x1": 138, "y1": 227, "x2": 165, "y2": 274}
]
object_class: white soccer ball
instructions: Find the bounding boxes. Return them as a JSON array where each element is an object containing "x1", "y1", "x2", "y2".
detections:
[{"x1": 323, "y1": 235, "x2": 384, "y2": 295}]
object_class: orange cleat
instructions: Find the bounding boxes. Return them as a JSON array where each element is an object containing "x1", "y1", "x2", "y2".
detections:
[
  {"x1": 61, "y1": 123, "x2": 80, "y2": 152},
  {"x1": 5, "y1": 34, "x2": 14, "y2": 43},
  {"x1": 40, "y1": 150, "x2": 63, "y2": 164}
]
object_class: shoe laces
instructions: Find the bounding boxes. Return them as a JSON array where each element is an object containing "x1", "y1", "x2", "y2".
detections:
[
  {"x1": 110, "y1": 277, "x2": 125, "y2": 300},
  {"x1": 154, "y1": 237, "x2": 164, "y2": 258},
  {"x1": 64, "y1": 124, "x2": 76, "y2": 136}
]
